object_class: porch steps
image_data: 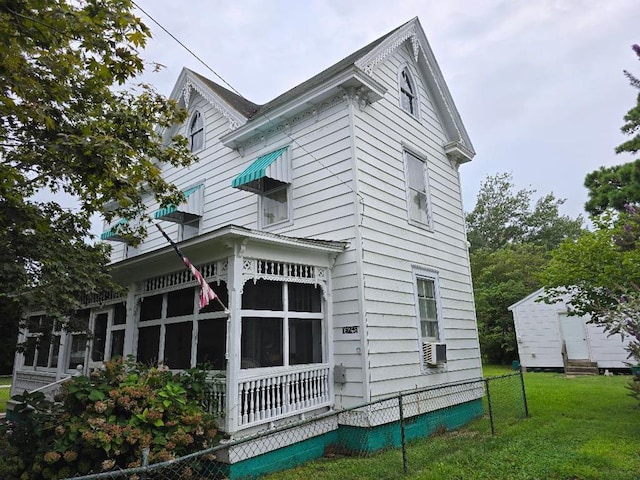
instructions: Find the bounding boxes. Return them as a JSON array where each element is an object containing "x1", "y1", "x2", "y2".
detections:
[{"x1": 564, "y1": 360, "x2": 599, "y2": 376}]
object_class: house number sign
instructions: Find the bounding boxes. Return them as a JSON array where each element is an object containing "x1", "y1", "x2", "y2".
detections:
[{"x1": 342, "y1": 326, "x2": 358, "y2": 334}]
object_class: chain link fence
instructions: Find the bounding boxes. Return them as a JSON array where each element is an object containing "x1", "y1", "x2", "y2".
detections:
[{"x1": 63, "y1": 372, "x2": 528, "y2": 480}]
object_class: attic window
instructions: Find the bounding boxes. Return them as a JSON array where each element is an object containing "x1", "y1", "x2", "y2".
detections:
[
  {"x1": 189, "y1": 111, "x2": 204, "y2": 152},
  {"x1": 400, "y1": 68, "x2": 417, "y2": 116}
]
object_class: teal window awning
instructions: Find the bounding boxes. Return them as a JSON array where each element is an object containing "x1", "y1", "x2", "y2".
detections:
[
  {"x1": 154, "y1": 184, "x2": 204, "y2": 223},
  {"x1": 232, "y1": 146, "x2": 291, "y2": 193},
  {"x1": 100, "y1": 218, "x2": 129, "y2": 242}
]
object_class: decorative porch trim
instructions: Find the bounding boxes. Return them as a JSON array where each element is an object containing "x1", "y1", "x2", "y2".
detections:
[
  {"x1": 144, "y1": 260, "x2": 228, "y2": 294},
  {"x1": 241, "y1": 259, "x2": 328, "y2": 297},
  {"x1": 80, "y1": 290, "x2": 125, "y2": 307}
]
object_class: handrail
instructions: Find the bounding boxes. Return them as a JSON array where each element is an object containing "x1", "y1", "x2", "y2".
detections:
[{"x1": 29, "y1": 365, "x2": 83, "y2": 397}]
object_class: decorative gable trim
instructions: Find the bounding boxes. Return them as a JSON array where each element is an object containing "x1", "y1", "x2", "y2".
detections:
[
  {"x1": 355, "y1": 18, "x2": 475, "y2": 160},
  {"x1": 356, "y1": 23, "x2": 421, "y2": 75},
  {"x1": 170, "y1": 68, "x2": 247, "y2": 131},
  {"x1": 182, "y1": 77, "x2": 241, "y2": 130}
]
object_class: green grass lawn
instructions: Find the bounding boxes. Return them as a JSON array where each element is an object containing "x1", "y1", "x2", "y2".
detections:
[
  {"x1": 482, "y1": 363, "x2": 514, "y2": 377},
  {"x1": 0, "y1": 376, "x2": 11, "y2": 414},
  {"x1": 266, "y1": 370, "x2": 640, "y2": 480}
]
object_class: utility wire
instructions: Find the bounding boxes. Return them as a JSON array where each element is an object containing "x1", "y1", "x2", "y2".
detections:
[
  {"x1": 132, "y1": 0, "x2": 363, "y2": 203},
  {"x1": 131, "y1": 1, "x2": 241, "y2": 97}
]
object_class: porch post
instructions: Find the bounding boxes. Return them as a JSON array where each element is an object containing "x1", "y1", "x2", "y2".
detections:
[
  {"x1": 56, "y1": 332, "x2": 68, "y2": 381},
  {"x1": 122, "y1": 283, "x2": 140, "y2": 359},
  {"x1": 224, "y1": 244, "x2": 244, "y2": 435}
]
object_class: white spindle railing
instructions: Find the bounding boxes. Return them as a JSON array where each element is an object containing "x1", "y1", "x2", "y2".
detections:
[
  {"x1": 205, "y1": 379, "x2": 226, "y2": 419},
  {"x1": 237, "y1": 364, "x2": 331, "y2": 428}
]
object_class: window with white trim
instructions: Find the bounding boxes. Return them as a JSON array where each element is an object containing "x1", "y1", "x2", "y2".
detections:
[
  {"x1": 189, "y1": 111, "x2": 204, "y2": 152},
  {"x1": 137, "y1": 282, "x2": 228, "y2": 370},
  {"x1": 180, "y1": 218, "x2": 201, "y2": 241},
  {"x1": 416, "y1": 276, "x2": 440, "y2": 342},
  {"x1": 240, "y1": 280, "x2": 323, "y2": 369},
  {"x1": 400, "y1": 68, "x2": 418, "y2": 117},
  {"x1": 260, "y1": 183, "x2": 290, "y2": 228},
  {"x1": 404, "y1": 150, "x2": 432, "y2": 227}
]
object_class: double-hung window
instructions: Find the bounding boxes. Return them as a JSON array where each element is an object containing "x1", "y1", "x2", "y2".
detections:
[
  {"x1": 413, "y1": 268, "x2": 445, "y2": 369},
  {"x1": 231, "y1": 146, "x2": 292, "y2": 229},
  {"x1": 404, "y1": 150, "x2": 432, "y2": 228},
  {"x1": 261, "y1": 182, "x2": 289, "y2": 227},
  {"x1": 416, "y1": 276, "x2": 439, "y2": 342}
]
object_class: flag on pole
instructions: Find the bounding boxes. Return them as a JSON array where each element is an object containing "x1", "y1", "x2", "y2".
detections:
[
  {"x1": 155, "y1": 223, "x2": 220, "y2": 310},
  {"x1": 183, "y1": 256, "x2": 217, "y2": 309}
]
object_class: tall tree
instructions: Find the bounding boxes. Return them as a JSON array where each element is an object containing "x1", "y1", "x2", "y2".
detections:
[
  {"x1": 466, "y1": 173, "x2": 583, "y2": 252},
  {"x1": 0, "y1": 1, "x2": 196, "y2": 359},
  {"x1": 466, "y1": 173, "x2": 584, "y2": 363},
  {"x1": 471, "y1": 244, "x2": 549, "y2": 364},
  {"x1": 584, "y1": 44, "x2": 640, "y2": 215}
]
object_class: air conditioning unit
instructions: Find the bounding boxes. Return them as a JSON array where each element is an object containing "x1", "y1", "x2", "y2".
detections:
[{"x1": 422, "y1": 342, "x2": 447, "y2": 366}]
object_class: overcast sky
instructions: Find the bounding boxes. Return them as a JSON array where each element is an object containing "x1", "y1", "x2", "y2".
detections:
[{"x1": 129, "y1": 0, "x2": 639, "y2": 224}]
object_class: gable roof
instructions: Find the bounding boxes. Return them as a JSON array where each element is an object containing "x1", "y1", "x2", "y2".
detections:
[
  {"x1": 251, "y1": 21, "x2": 406, "y2": 119},
  {"x1": 188, "y1": 69, "x2": 259, "y2": 118},
  {"x1": 508, "y1": 288, "x2": 546, "y2": 311},
  {"x1": 175, "y1": 17, "x2": 474, "y2": 156}
]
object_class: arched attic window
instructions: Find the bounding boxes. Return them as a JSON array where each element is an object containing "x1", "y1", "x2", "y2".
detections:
[
  {"x1": 189, "y1": 111, "x2": 204, "y2": 152},
  {"x1": 400, "y1": 68, "x2": 418, "y2": 117}
]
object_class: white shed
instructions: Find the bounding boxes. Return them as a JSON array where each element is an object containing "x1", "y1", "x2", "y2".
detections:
[{"x1": 509, "y1": 288, "x2": 631, "y2": 372}]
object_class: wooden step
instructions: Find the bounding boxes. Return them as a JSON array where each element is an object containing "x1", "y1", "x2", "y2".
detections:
[{"x1": 564, "y1": 361, "x2": 598, "y2": 375}]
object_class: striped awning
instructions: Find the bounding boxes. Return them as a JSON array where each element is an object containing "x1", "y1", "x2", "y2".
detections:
[
  {"x1": 154, "y1": 184, "x2": 204, "y2": 223},
  {"x1": 100, "y1": 218, "x2": 128, "y2": 242},
  {"x1": 231, "y1": 146, "x2": 290, "y2": 193}
]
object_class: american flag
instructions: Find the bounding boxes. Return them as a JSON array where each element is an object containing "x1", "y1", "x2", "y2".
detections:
[
  {"x1": 183, "y1": 256, "x2": 217, "y2": 309},
  {"x1": 155, "y1": 223, "x2": 221, "y2": 310}
]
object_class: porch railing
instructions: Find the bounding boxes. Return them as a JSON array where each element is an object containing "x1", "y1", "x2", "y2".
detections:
[
  {"x1": 237, "y1": 364, "x2": 331, "y2": 429},
  {"x1": 204, "y1": 377, "x2": 226, "y2": 418}
]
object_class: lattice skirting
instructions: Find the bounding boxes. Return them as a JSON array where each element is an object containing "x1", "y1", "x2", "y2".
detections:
[{"x1": 212, "y1": 399, "x2": 483, "y2": 479}]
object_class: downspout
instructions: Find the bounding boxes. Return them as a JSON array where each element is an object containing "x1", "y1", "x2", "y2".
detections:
[{"x1": 345, "y1": 88, "x2": 371, "y2": 403}]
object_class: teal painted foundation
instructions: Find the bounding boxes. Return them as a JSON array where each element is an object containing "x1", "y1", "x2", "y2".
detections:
[
  {"x1": 226, "y1": 430, "x2": 339, "y2": 479},
  {"x1": 223, "y1": 399, "x2": 483, "y2": 479},
  {"x1": 338, "y1": 399, "x2": 483, "y2": 453}
]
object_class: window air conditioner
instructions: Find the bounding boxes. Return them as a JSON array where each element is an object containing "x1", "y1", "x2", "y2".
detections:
[{"x1": 422, "y1": 342, "x2": 447, "y2": 366}]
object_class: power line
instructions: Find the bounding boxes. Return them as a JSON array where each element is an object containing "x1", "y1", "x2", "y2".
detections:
[
  {"x1": 131, "y1": 1, "x2": 240, "y2": 97},
  {"x1": 132, "y1": 1, "x2": 363, "y2": 203}
]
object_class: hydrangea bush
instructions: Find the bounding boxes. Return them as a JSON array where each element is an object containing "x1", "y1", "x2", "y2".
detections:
[{"x1": 0, "y1": 358, "x2": 219, "y2": 479}]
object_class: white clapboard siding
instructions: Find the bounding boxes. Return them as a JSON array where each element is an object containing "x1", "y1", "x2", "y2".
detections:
[
  {"x1": 511, "y1": 290, "x2": 632, "y2": 369},
  {"x1": 353, "y1": 44, "x2": 480, "y2": 397}
]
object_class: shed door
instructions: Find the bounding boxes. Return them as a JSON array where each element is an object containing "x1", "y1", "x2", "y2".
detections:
[{"x1": 558, "y1": 313, "x2": 589, "y2": 360}]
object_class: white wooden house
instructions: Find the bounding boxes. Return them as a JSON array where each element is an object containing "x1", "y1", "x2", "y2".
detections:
[
  {"x1": 509, "y1": 288, "x2": 631, "y2": 372},
  {"x1": 11, "y1": 17, "x2": 482, "y2": 470}
]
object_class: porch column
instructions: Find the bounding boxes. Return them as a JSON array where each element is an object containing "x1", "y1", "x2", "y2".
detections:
[
  {"x1": 122, "y1": 283, "x2": 140, "y2": 359},
  {"x1": 224, "y1": 243, "x2": 244, "y2": 434}
]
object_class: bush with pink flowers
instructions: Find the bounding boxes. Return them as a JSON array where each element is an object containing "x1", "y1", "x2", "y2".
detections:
[{"x1": 1, "y1": 358, "x2": 219, "y2": 479}]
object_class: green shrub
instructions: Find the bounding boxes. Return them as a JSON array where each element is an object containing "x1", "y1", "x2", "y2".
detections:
[{"x1": 2, "y1": 358, "x2": 219, "y2": 479}]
